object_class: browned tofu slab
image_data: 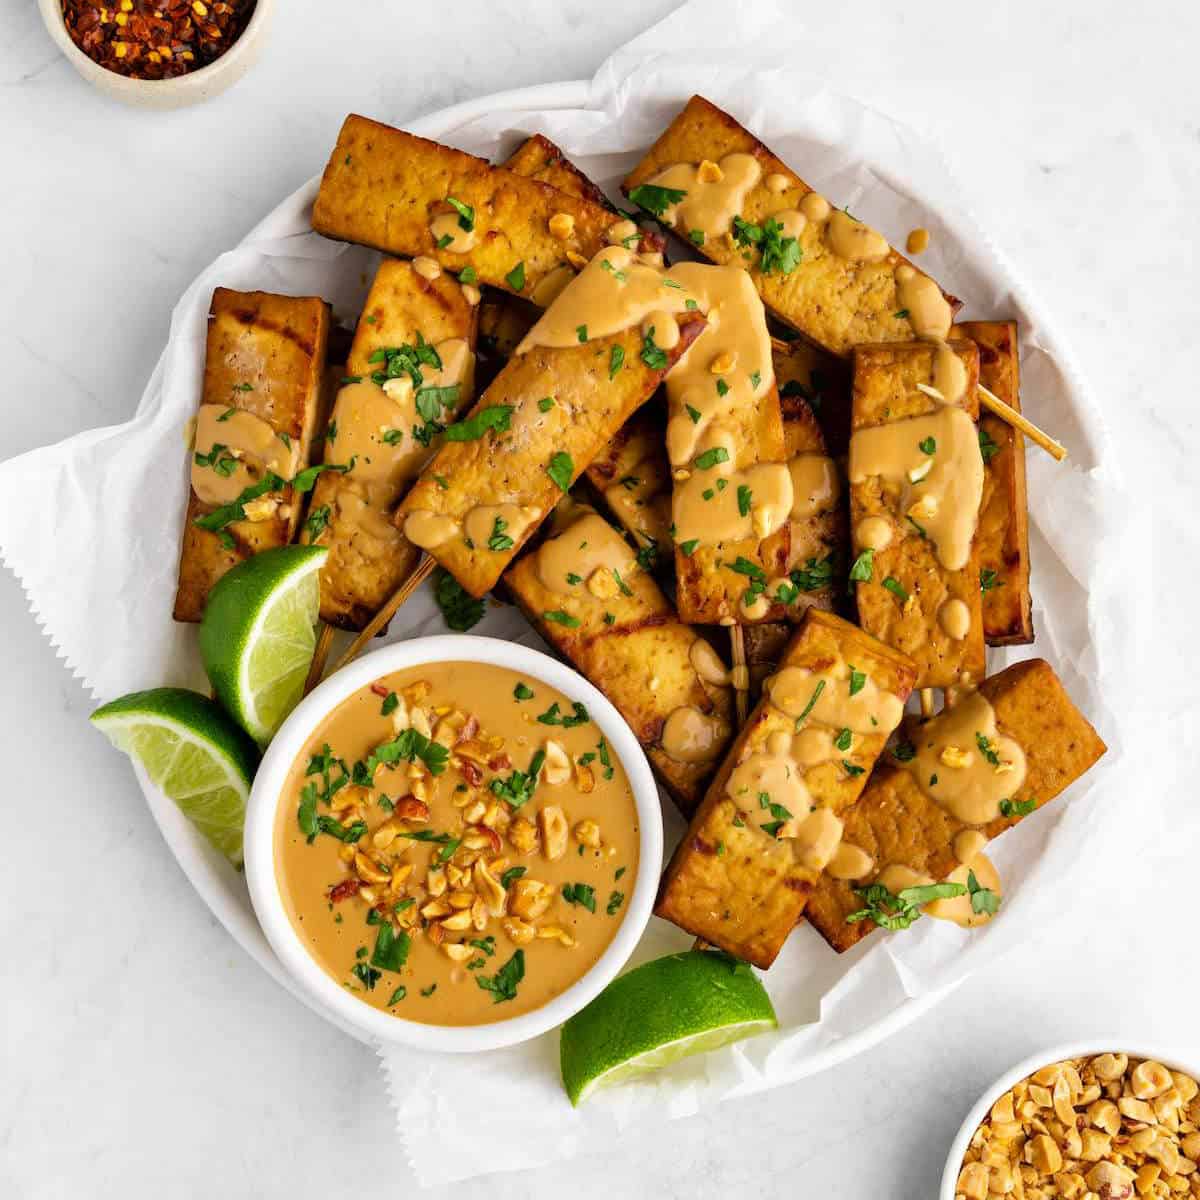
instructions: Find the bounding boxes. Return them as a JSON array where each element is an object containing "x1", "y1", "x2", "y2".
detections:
[
  {"x1": 773, "y1": 334, "x2": 852, "y2": 457},
  {"x1": 958, "y1": 320, "x2": 1034, "y2": 646},
  {"x1": 805, "y1": 659, "x2": 1107, "y2": 953},
  {"x1": 656, "y1": 610, "x2": 918, "y2": 967},
  {"x1": 502, "y1": 134, "x2": 615, "y2": 211},
  {"x1": 622, "y1": 95, "x2": 959, "y2": 358},
  {"x1": 173, "y1": 288, "x2": 329, "y2": 622},
  {"x1": 849, "y1": 341, "x2": 986, "y2": 690},
  {"x1": 312, "y1": 115, "x2": 623, "y2": 303},
  {"x1": 396, "y1": 311, "x2": 707, "y2": 598},
  {"x1": 506, "y1": 509, "x2": 734, "y2": 813},
  {"x1": 583, "y1": 398, "x2": 674, "y2": 555},
  {"x1": 301, "y1": 261, "x2": 478, "y2": 630}
]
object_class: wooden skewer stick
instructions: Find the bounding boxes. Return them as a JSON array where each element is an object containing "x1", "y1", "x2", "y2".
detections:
[
  {"x1": 978, "y1": 384, "x2": 1067, "y2": 462},
  {"x1": 303, "y1": 623, "x2": 334, "y2": 696},
  {"x1": 919, "y1": 687, "x2": 936, "y2": 718},
  {"x1": 729, "y1": 624, "x2": 749, "y2": 724},
  {"x1": 333, "y1": 556, "x2": 437, "y2": 672}
]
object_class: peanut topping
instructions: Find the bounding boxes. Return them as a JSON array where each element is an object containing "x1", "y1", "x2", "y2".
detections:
[
  {"x1": 548, "y1": 212, "x2": 576, "y2": 240},
  {"x1": 956, "y1": 1055, "x2": 1200, "y2": 1200}
]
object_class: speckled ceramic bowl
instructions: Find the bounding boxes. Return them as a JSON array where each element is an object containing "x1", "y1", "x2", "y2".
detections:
[{"x1": 37, "y1": 0, "x2": 274, "y2": 110}]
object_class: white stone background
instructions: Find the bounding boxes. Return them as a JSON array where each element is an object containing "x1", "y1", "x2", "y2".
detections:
[{"x1": 2, "y1": 1, "x2": 1198, "y2": 1196}]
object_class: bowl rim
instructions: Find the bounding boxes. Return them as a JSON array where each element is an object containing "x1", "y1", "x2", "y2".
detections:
[
  {"x1": 243, "y1": 633, "x2": 664, "y2": 1053},
  {"x1": 939, "y1": 1039, "x2": 1200, "y2": 1198},
  {"x1": 37, "y1": 0, "x2": 273, "y2": 93}
]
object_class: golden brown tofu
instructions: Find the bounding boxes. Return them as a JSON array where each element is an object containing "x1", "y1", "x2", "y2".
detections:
[
  {"x1": 506, "y1": 509, "x2": 734, "y2": 813},
  {"x1": 849, "y1": 341, "x2": 986, "y2": 690},
  {"x1": 655, "y1": 610, "x2": 918, "y2": 967},
  {"x1": 958, "y1": 320, "x2": 1034, "y2": 645},
  {"x1": 396, "y1": 311, "x2": 707, "y2": 598},
  {"x1": 583, "y1": 399, "x2": 673, "y2": 554},
  {"x1": 312, "y1": 115, "x2": 622, "y2": 304},
  {"x1": 804, "y1": 659, "x2": 1107, "y2": 953},
  {"x1": 773, "y1": 334, "x2": 852, "y2": 457},
  {"x1": 502, "y1": 133, "x2": 615, "y2": 211},
  {"x1": 622, "y1": 95, "x2": 959, "y2": 357},
  {"x1": 301, "y1": 261, "x2": 478, "y2": 630},
  {"x1": 173, "y1": 288, "x2": 329, "y2": 622}
]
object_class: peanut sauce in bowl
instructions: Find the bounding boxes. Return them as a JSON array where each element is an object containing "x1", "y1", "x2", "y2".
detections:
[{"x1": 245, "y1": 636, "x2": 662, "y2": 1051}]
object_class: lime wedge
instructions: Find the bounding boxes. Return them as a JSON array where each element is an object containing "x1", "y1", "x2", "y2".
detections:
[
  {"x1": 559, "y1": 950, "x2": 777, "y2": 1105},
  {"x1": 90, "y1": 687, "x2": 259, "y2": 864},
  {"x1": 198, "y1": 545, "x2": 327, "y2": 746}
]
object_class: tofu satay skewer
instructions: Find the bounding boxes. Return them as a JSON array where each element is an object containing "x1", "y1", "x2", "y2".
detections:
[
  {"x1": 174, "y1": 289, "x2": 330, "y2": 623},
  {"x1": 395, "y1": 246, "x2": 707, "y2": 600},
  {"x1": 655, "y1": 609, "x2": 918, "y2": 967}
]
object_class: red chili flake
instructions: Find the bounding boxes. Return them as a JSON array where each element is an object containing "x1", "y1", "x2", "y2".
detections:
[
  {"x1": 328, "y1": 878, "x2": 361, "y2": 904},
  {"x1": 60, "y1": 0, "x2": 256, "y2": 81},
  {"x1": 458, "y1": 760, "x2": 483, "y2": 788},
  {"x1": 487, "y1": 753, "x2": 511, "y2": 772},
  {"x1": 470, "y1": 825, "x2": 502, "y2": 855},
  {"x1": 369, "y1": 683, "x2": 390, "y2": 698}
]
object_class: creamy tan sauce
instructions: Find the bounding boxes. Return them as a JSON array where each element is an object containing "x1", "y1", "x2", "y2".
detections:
[
  {"x1": 799, "y1": 192, "x2": 831, "y2": 222},
  {"x1": 826, "y1": 209, "x2": 891, "y2": 261},
  {"x1": 791, "y1": 726, "x2": 835, "y2": 766},
  {"x1": 895, "y1": 264, "x2": 953, "y2": 340},
  {"x1": 430, "y1": 210, "x2": 478, "y2": 254},
  {"x1": 530, "y1": 265, "x2": 576, "y2": 308},
  {"x1": 788, "y1": 453, "x2": 839, "y2": 518},
  {"x1": 191, "y1": 403, "x2": 296, "y2": 506},
  {"x1": 826, "y1": 841, "x2": 875, "y2": 881},
  {"x1": 329, "y1": 340, "x2": 472, "y2": 491},
  {"x1": 689, "y1": 638, "x2": 730, "y2": 686},
  {"x1": 463, "y1": 503, "x2": 538, "y2": 553},
  {"x1": 334, "y1": 490, "x2": 405, "y2": 554},
  {"x1": 516, "y1": 247, "x2": 698, "y2": 353},
  {"x1": 925, "y1": 853, "x2": 1002, "y2": 927},
  {"x1": 276, "y1": 662, "x2": 638, "y2": 1026},
  {"x1": 645, "y1": 153, "x2": 763, "y2": 238},
  {"x1": 765, "y1": 172, "x2": 791, "y2": 195},
  {"x1": 906, "y1": 228, "x2": 930, "y2": 255},
  {"x1": 856, "y1": 515, "x2": 893, "y2": 552},
  {"x1": 931, "y1": 343, "x2": 969, "y2": 408},
  {"x1": 726, "y1": 747, "x2": 813, "y2": 816},
  {"x1": 661, "y1": 706, "x2": 726, "y2": 764},
  {"x1": 848, "y1": 405, "x2": 984, "y2": 571},
  {"x1": 953, "y1": 828, "x2": 988, "y2": 866},
  {"x1": 673, "y1": 460, "x2": 792, "y2": 547},
  {"x1": 939, "y1": 598, "x2": 971, "y2": 641},
  {"x1": 767, "y1": 663, "x2": 905, "y2": 736},
  {"x1": 403, "y1": 510, "x2": 459, "y2": 549},
  {"x1": 534, "y1": 513, "x2": 636, "y2": 596},
  {"x1": 606, "y1": 218, "x2": 640, "y2": 247},
  {"x1": 905, "y1": 690, "x2": 1027, "y2": 825}
]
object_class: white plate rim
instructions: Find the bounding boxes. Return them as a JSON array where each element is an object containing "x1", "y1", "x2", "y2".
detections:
[{"x1": 126, "y1": 76, "x2": 1069, "y2": 1066}]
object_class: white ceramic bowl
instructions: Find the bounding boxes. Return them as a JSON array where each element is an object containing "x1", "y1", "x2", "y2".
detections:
[
  {"x1": 244, "y1": 634, "x2": 664, "y2": 1052},
  {"x1": 940, "y1": 1040, "x2": 1200, "y2": 1198},
  {"x1": 38, "y1": 0, "x2": 274, "y2": 110}
]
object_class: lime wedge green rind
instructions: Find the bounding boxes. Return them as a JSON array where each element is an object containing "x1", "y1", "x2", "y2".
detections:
[
  {"x1": 559, "y1": 950, "x2": 777, "y2": 1105},
  {"x1": 90, "y1": 687, "x2": 259, "y2": 865},
  {"x1": 198, "y1": 544, "x2": 327, "y2": 746}
]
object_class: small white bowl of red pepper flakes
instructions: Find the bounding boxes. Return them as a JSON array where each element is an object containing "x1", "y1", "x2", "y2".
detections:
[{"x1": 39, "y1": 0, "x2": 274, "y2": 109}]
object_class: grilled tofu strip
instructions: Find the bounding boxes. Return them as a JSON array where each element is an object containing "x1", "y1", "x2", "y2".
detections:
[
  {"x1": 958, "y1": 320, "x2": 1034, "y2": 645},
  {"x1": 506, "y1": 509, "x2": 734, "y2": 813},
  {"x1": 622, "y1": 95, "x2": 960, "y2": 358},
  {"x1": 584, "y1": 399, "x2": 673, "y2": 556},
  {"x1": 174, "y1": 288, "x2": 330, "y2": 623},
  {"x1": 502, "y1": 133, "x2": 615, "y2": 211},
  {"x1": 655, "y1": 610, "x2": 918, "y2": 967},
  {"x1": 301, "y1": 260, "x2": 478, "y2": 630},
  {"x1": 313, "y1": 115, "x2": 630, "y2": 305},
  {"x1": 805, "y1": 659, "x2": 1106, "y2": 953},
  {"x1": 397, "y1": 249, "x2": 707, "y2": 598},
  {"x1": 665, "y1": 264, "x2": 791, "y2": 625},
  {"x1": 773, "y1": 334, "x2": 852, "y2": 457},
  {"x1": 849, "y1": 341, "x2": 986, "y2": 690}
]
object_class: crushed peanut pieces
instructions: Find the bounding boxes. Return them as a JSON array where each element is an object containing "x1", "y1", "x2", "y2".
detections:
[{"x1": 957, "y1": 1055, "x2": 1200, "y2": 1200}]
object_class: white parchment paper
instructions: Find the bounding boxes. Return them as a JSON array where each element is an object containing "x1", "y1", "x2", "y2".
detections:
[{"x1": 1, "y1": 0, "x2": 1192, "y2": 1187}]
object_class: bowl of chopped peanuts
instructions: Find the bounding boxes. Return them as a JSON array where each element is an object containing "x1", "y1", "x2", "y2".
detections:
[
  {"x1": 39, "y1": 0, "x2": 274, "y2": 110},
  {"x1": 942, "y1": 1043, "x2": 1200, "y2": 1200}
]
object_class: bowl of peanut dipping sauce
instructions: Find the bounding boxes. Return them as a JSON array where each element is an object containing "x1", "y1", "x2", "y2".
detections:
[
  {"x1": 244, "y1": 635, "x2": 662, "y2": 1051},
  {"x1": 941, "y1": 1043, "x2": 1200, "y2": 1200}
]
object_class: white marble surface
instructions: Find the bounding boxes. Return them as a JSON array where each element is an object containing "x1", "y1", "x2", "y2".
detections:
[{"x1": 2, "y1": 1, "x2": 1198, "y2": 1196}]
